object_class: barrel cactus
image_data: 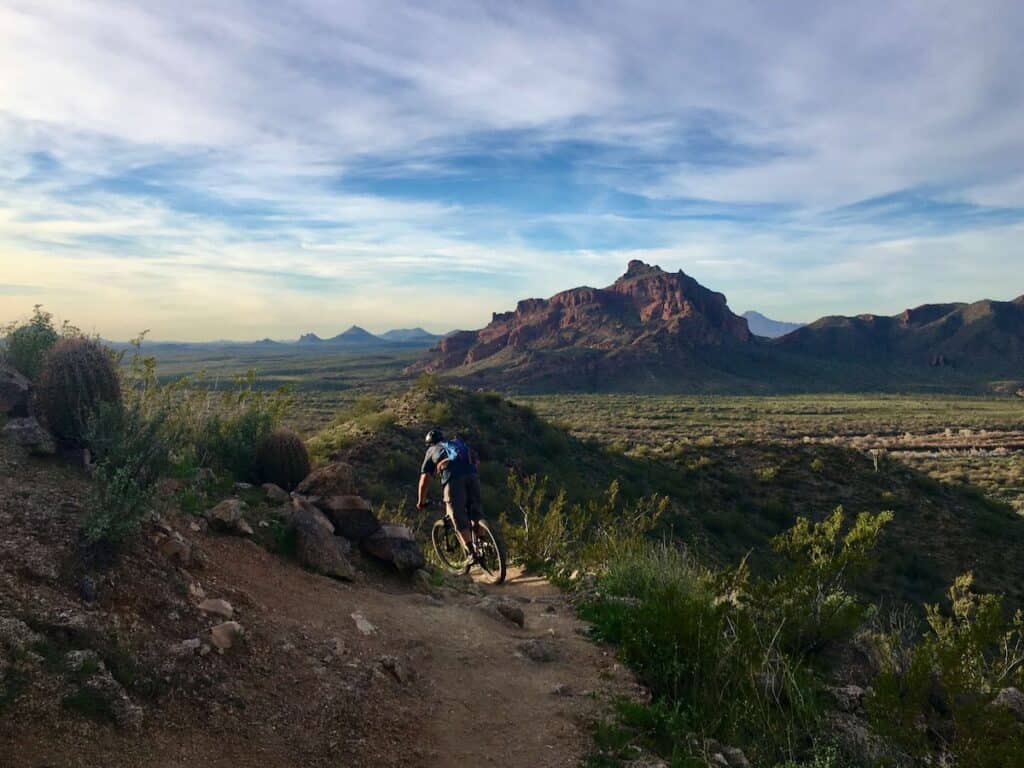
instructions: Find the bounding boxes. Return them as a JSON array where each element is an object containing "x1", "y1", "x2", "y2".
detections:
[
  {"x1": 36, "y1": 337, "x2": 121, "y2": 447},
  {"x1": 256, "y1": 428, "x2": 311, "y2": 491}
]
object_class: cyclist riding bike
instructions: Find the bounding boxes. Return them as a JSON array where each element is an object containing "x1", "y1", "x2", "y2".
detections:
[{"x1": 416, "y1": 428, "x2": 482, "y2": 560}]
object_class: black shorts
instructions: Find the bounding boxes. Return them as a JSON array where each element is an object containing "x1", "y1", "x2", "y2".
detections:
[{"x1": 444, "y1": 473, "x2": 482, "y2": 530}]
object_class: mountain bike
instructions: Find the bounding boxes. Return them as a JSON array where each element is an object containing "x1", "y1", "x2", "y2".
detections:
[{"x1": 424, "y1": 500, "x2": 507, "y2": 585}]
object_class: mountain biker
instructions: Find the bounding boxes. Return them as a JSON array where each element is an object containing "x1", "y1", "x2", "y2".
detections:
[{"x1": 417, "y1": 428, "x2": 482, "y2": 559}]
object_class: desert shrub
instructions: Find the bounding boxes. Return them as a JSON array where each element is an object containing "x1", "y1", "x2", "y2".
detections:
[
  {"x1": 581, "y1": 509, "x2": 893, "y2": 766},
  {"x1": 83, "y1": 401, "x2": 172, "y2": 546},
  {"x1": 501, "y1": 472, "x2": 666, "y2": 571},
  {"x1": 36, "y1": 336, "x2": 122, "y2": 447},
  {"x1": 187, "y1": 372, "x2": 290, "y2": 482},
  {"x1": 256, "y1": 428, "x2": 310, "y2": 491},
  {"x1": 419, "y1": 400, "x2": 453, "y2": 425},
  {"x1": 502, "y1": 473, "x2": 568, "y2": 567},
  {"x1": 766, "y1": 507, "x2": 893, "y2": 654},
  {"x1": 866, "y1": 572, "x2": 1024, "y2": 766},
  {"x1": 0, "y1": 305, "x2": 83, "y2": 379}
]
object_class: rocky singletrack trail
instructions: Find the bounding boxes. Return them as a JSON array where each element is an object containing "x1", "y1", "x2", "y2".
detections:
[{"x1": 1, "y1": 437, "x2": 637, "y2": 768}]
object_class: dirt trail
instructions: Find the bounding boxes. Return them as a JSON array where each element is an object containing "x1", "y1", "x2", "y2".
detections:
[
  {"x1": 196, "y1": 536, "x2": 638, "y2": 768},
  {"x1": 12, "y1": 531, "x2": 635, "y2": 768}
]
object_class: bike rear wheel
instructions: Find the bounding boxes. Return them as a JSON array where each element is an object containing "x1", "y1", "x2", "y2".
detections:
[
  {"x1": 474, "y1": 519, "x2": 507, "y2": 585},
  {"x1": 431, "y1": 518, "x2": 468, "y2": 574}
]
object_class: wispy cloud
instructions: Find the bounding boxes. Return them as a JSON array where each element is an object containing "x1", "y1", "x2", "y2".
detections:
[{"x1": 1, "y1": 0, "x2": 1022, "y2": 339}]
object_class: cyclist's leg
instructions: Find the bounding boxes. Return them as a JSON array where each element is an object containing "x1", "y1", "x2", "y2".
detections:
[
  {"x1": 466, "y1": 473, "x2": 483, "y2": 529},
  {"x1": 444, "y1": 476, "x2": 473, "y2": 554}
]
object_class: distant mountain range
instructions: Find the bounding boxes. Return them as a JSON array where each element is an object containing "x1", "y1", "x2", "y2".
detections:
[
  {"x1": 742, "y1": 311, "x2": 805, "y2": 338},
  {"x1": 411, "y1": 260, "x2": 1024, "y2": 393},
  {"x1": 118, "y1": 326, "x2": 444, "y2": 351}
]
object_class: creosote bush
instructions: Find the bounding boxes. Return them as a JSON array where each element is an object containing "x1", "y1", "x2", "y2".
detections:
[
  {"x1": 36, "y1": 336, "x2": 122, "y2": 448},
  {"x1": 256, "y1": 428, "x2": 311, "y2": 491}
]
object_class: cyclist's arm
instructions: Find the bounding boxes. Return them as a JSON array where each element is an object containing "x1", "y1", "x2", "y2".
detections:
[{"x1": 416, "y1": 472, "x2": 432, "y2": 508}]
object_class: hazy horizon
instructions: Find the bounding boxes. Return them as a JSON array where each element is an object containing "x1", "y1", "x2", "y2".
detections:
[{"x1": 3, "y1": 1, "x2": 1023, "y2": 341}]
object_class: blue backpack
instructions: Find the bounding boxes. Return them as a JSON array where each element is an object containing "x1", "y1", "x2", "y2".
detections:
[{"x1": 441, "y1": 438, "x2": 471, "y2": 466}]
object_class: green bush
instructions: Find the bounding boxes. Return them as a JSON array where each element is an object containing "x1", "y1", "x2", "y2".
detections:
[
  {"x1": 1, "y1": 305, "x2": 66, "y2": 379},
  {"x1": 866, "y1": 572, "x2": 1024, "y2": 766},
  {"x1": 187, "y1": 372, "x2": 290, "y2": 482},
  {"x1": 580, "y1": 509, "x2": 893, "y2": 766},
  {"x1": 501, "y1": 472, "x2": 666, "y2": 571},
  {"x1": 36, "y1": 336, "x2": 122, "y2": 447},
  {"x1": 256, "y1": 428, "x2": 311, "y2": 491}
]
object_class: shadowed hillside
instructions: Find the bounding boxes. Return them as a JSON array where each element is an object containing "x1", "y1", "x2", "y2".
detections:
[{"x1": 309, "y1": 382, "x2": 1024, "y2": 607}]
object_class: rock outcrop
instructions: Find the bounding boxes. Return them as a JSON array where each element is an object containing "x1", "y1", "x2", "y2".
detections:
[
  {"x1": 290, "y1": 500, "x2": 356, "y2": 580},
  {"x1": 2, "y1": 417, "x2": 55, "y2": 455},
  {"x1": 410, "y1": 261, "x2": 753, "y2": 390},
  {"x1": 317, "y1": 495, "x2": 381, "y2": 542},
  {"x1": 360, "y1": 524, "x2": 425, "y2": 573},
  {"x1": 295, "y1": 462, "x2": 358, "y2": 498},
  {"x1": 206, "y1": 499, "x2": 253, "y2": 536}
]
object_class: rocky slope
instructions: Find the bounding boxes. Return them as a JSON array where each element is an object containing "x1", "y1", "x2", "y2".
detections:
[
  {"x1": 0, "y1": 431, "x2": 638, "y2": 768},
  {"x1": 412, "y1": 260, "x2": 758, "y2": 391}
]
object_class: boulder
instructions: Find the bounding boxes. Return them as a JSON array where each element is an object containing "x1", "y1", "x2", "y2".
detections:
[
  {"x1": 291, "y1": 502, "x2": 355, "y2": 580},
  {"x1": 293, "y1": 498, "x2": 335, "y2": 534},
  {"x1": 351, "y1": 612, "x2": 377, "y2": 635},
  {"x1": 826, "y1": 684, "x2": 867, "y2": 713},
  {"x1": 316, "y1": 494, "x2": 381, "y2": 542},
  {"x1": 0, "y1": 365, "x2": 31, "y2": 417},
  {"x1": 159, "y1": 532, "x2": 192, "y2": 567},
  {"x1": 210, "y1": 621, "x2": 244, "y2": 650},
  {"x1": 2, "y1": 417, "x2": 55, "y2": 455},
  {"x1": 206, "y1": 499, "x2": 251, "y2": 535},
  {"x1": 295, "y1": 462, "x2": 357, "y2": 498},
  {"x1": 824, "y1": 711, "x2": 890, "y2": 765},
  {"x1": 262, "y1": 483, "x2": 290, "y2": 504},
  {"x1": 360, "y1": 523, "x2": 425, "y2": 572},
  {"x1": 198, "y1": 598, "x2": 234, "y2": 619},
  {"x1": 478, "y1": 597, "x2": 526, "y2": 628},
  {"x1": 518, "y1": 638, "x2": 559, "y2": 663}
]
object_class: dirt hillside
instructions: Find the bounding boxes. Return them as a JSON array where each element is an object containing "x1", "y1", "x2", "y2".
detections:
[{"x1": 0, "y1": 438, "x2": 637, "y2": 768}]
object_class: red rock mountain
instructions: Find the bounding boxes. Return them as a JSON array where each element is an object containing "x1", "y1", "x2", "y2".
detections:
[{"x1": 412, "y1": 261, "x2": 754, "y2": 389}]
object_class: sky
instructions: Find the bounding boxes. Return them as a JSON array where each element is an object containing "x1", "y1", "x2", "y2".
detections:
[{"x1": 1, "y1": 0, "x2": 1023, "y2": 340}]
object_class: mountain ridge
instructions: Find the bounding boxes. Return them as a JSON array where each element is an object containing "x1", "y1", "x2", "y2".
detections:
[{"x1": 412, "y1": 261, "x2": 1024, "y2": 393}]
